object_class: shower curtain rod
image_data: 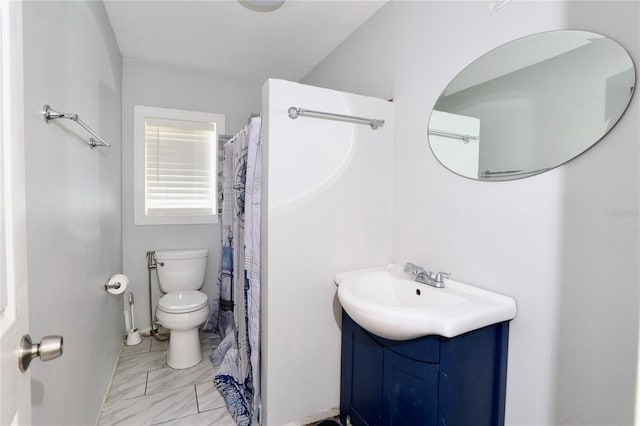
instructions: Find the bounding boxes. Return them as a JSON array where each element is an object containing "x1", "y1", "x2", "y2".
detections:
[
  {"x1": 428, "y1": 129, "x2": 479, "y2": 144},
  {"x1": 42, "y1": 104, "x2": 111, "y2": 149},
  {"x1": 288, "y1": 106, "x2": 385, "y2": 130},
  {"x1": 222, "y1": 114, "x2": 261, "y2": 148}
]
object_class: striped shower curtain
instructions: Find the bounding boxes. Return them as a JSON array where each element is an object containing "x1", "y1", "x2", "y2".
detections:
[{"x1": 207, "y1": 116, "x2": 261, "y2": 425}]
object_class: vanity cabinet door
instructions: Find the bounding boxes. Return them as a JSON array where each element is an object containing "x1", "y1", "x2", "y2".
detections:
[
  {"x1": 341, "y1": 311, "x2": 510, "y2": 426},
  {"x1": 382, "y1": 349, "x2": 439, "y2": 426},
  {"x1": 438, "y1": 322, "x2": 510, "y2": 426},
  {"x1": 341, "y1": 314, "x2": 384, "y2": 426}
]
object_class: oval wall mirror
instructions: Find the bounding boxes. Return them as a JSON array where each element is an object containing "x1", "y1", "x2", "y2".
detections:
[{"x1": 428, "y1": 30, "x2": 635, "y2": 181}]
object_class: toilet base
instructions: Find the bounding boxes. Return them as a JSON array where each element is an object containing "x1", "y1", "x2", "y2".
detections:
[{"x1": 166, "y1": 328, "x2": 202, "y2": 369}]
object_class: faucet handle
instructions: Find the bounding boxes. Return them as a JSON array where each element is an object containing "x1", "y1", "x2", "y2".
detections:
[
  {"x1": 403, "y1": 262, "x2": 420, "y2": 274},
  {"x1": 434, "y1": 272, "x2": 451, "y2": 283}
]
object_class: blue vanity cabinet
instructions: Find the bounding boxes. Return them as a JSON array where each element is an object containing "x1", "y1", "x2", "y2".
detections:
[
  {"x1": 340, "y1": 315, "x2": 385, "y2": 425},
  {"x1": 340, "y1": 311, "x2": 510, "y2": 426}
]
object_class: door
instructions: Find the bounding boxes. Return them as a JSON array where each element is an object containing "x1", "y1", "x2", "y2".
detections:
[
  {"x1": 0, "y1": 1, "x2": 31, "y2": 424},
  {"x1": 382, "y1": 349, "x2": 439, "y2": 426},
  {"x1": 341, "y1": 313, "x2": 384, "y2": 426}
]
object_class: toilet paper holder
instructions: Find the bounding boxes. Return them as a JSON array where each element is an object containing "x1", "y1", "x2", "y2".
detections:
[
  {"x1": 105, "y1": 274, "x2": 129, "y2": 294},
  {"x1": 105, "y1": 281, "x2": 121, "y2": 291}
]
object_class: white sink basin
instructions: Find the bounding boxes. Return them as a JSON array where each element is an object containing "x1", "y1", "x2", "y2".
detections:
[{"x1": 335, "y1": 264, "x2": 517, "y2": 340}]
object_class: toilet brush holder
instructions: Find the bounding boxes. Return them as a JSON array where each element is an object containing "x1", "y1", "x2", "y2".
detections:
[
  {"x1": 126, "y1": 329, "x2": 142, "y2": 346},
  {"x1": 124, "y1": 292, "x2": 142, "y2": 346}
]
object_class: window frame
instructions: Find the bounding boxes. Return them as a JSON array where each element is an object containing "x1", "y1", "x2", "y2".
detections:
[{"x1": 133, "y1": 105, "x2": 225, "y2": 225}]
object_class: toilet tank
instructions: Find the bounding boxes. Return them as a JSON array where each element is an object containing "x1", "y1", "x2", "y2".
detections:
[{"x1": 155, "y1": 249, "x2": 208, "y2": 293}]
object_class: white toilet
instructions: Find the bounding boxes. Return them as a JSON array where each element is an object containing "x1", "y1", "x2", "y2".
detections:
[{"x1": 154, "y1": 249, "x2": 210, "y2": 369}]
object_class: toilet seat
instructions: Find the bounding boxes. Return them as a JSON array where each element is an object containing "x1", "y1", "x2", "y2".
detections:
[{"x1": 158, "y1": 290, "x2": 208, "y2": 314}]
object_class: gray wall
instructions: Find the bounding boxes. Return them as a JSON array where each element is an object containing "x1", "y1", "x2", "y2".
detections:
[
  {"x1": 23, "y1": 2, "x2": 123, "y2": 425},
  {"x1": 121, "y1": 59, "x2": 262, "y2": 331},
  {"x1": 304, "y1": 1, "x2": 639, "y2": 425}
]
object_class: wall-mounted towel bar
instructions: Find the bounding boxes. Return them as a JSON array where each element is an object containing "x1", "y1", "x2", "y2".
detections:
[
  {"x1": 428, "y1": 129, "x2": 479, "y2": 144},
  {"x1": 480, "y1": 168, "x2": 551, "y2": 178},
  {"x1": 288, "y1": 106, "x2": 385, "y2": 130},
  {"x1": 42, "y1": 105, "x2": 111, "y2": 149}
]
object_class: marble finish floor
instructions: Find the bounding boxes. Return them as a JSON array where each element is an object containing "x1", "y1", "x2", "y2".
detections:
[{"x1": 98, "y1": 333, "x2": 234, "y2": 426}]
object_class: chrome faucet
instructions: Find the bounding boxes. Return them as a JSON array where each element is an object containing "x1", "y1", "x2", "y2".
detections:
[{"x1": 403, "y1": 262, "x2": 450, "y2": 289}]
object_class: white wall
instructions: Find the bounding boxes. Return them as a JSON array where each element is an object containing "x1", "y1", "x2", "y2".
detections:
[
  {"x1": 304, "y1": 2, "x2": 639, "y2": 425},
  {"x1": 22, "y1": 2, "x2": 122, "y2": 425},
  {"x1": 121, "y1": 59, "x2": 262, "y2": 331},
  {"x1": 261, "y1": 79, "x2": 393, "y2": 425}
]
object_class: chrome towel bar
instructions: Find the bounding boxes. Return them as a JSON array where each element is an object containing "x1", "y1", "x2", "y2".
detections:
[
  {"x1": 42, "y1": 104, "x2": 111, "y2": 149},
  {"x1": 428, "y1": 129, "x2": 479, "y2": 144},
  {"x1": 480, "y1": 168, "x2": 551, "y2": 178},
  {"x1": 288, "y1": 106, "x2": 385, "y2": 130}
]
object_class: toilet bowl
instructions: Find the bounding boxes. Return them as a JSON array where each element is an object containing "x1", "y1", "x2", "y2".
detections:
[
  {"x1": 156, "y1": 290, "x2": 210, "y2": 369},
  {"x1": 154, "y1": 249, "x2": 209, "y2": 369}
]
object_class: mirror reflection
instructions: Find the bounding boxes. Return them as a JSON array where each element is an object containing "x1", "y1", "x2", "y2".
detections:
[{"x1": 428, "y1": 30, "x2": 635, "y2": 181}]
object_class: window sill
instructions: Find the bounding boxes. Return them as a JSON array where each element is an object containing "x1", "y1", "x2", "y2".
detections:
[{"x1": 134, "y1": 214, "x2": 218, "y2": 226}]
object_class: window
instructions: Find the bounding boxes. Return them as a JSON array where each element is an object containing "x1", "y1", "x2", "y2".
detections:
[{"x1": 134, "y1": 106, "x2": 225, "y2": 225}]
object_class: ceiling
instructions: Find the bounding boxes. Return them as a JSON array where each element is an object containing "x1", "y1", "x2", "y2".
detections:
[{"x1": 103, "y1": 0, "x2": 387, "y2": 83}]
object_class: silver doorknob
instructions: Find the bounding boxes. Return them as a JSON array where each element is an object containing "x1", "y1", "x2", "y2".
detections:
[{"x1": 18, "y1": 334, "x2": 63, "y2": 372}]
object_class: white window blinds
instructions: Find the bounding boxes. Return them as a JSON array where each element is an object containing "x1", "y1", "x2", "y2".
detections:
[{"x1": 145, "y1": 117, "x2": 216, "y2": 216}]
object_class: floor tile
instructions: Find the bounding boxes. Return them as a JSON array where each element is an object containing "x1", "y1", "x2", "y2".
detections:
[
  {"x1": 120, "y1": 338, "x2": 152, "y2": 357},
  {"x1": 150, "y1": 336, "x2": 169, "y2": 353},
  {"x1": 195, "y1": 381, "x2": 226, "y2": 412},
  {"x1": 202, "y1": 346, "x2": 212, "y2": 361},
  {"x1": 146, "y1": 358, "x2": 216, "y2": 395},
  {"x1": 115, "y1": 350, "x2": 167, "y2": 376},
  {"x1": 98, "y1": 386, "x2": 197, "y2": 426},
  {"x1": 105, "y1": 371, "x2": 148, "y2": 403},
  {"x1": 152, "y1": 407, "x2": 235, "y2": 426},
  {"x1": 200, "y1": 333, "x2": 214, "y2": 352},
  {"x1": 98, "y1": 332, "x2": 232, "y2": 426}
]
